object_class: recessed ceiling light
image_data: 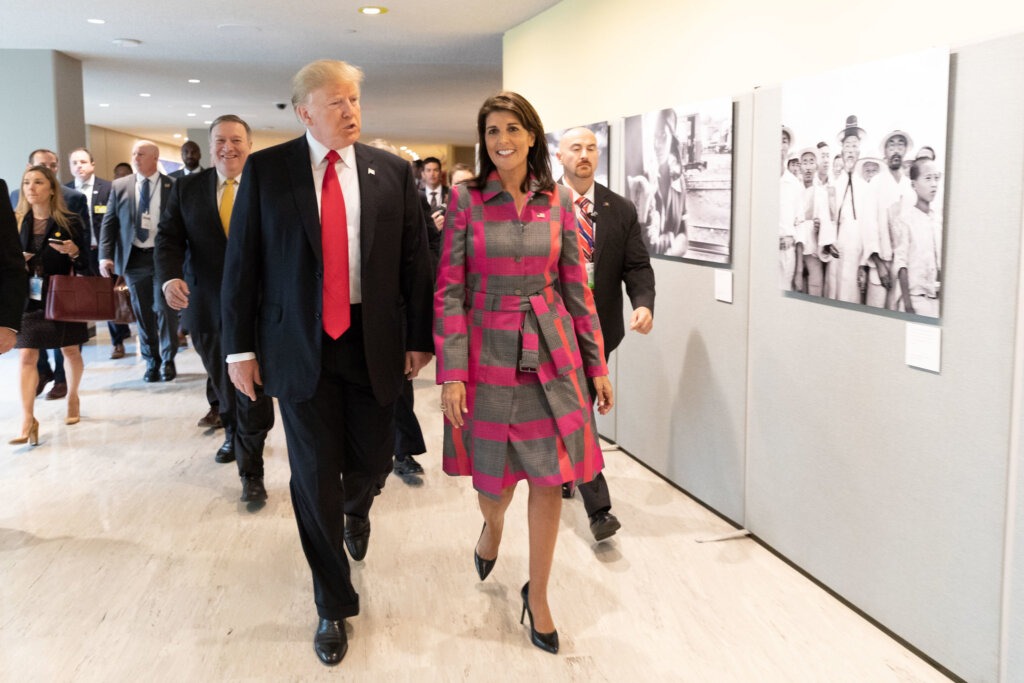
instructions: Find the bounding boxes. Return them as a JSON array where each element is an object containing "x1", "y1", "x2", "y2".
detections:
[
  {"x1": 99, "y1": 103, "x2": 110, "y2": 107},
  {"x1": 188, "y1": 79, "x2": 201, "y2": 84},
  {"x1": 112, "y1": 38, "x2": 142, "y2": 47},
  {"x1": 173, "y1": 134, "x2": 182, "y2": 139},
  {"x1": 187, "y1": 113, "x2": 197, "y2": 117},
  {"x1": 139, "y1": 93, "x2": 151, "y2": 97},
  {"x1": 358, "y1": 6, "x2": 388, "y2": 15},
  {"x1": 87, "y1": 18, "x2": 105, "y2": 25},
  {"x1": 203, "y1": 120, "x2": 213, "y2": 125},
  {"x1": 201, "y1": 104, "x2": 212, "y2": 109}
]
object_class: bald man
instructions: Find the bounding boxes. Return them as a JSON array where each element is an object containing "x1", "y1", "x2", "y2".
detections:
[
  {"x1": 557, "y1": 127, "x2": 655, "y2": 542},
  {"x1": 100, "y1": 140, "x2": 178, "y2": 382}
]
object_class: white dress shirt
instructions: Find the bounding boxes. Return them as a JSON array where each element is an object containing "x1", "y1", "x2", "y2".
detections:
[{"x1": 132, "y1": 171, "x2": 162, "y2": 248}]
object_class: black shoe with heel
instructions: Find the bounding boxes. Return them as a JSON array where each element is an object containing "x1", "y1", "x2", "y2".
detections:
[
  {"x1": 519, "y1": 582, "x2": 558, "y2": 654},
  {"x1": 474, "y1": 522, "x2": 497, "y2": 581}
]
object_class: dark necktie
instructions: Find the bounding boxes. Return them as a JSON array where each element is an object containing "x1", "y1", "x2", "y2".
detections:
[
  {"x1": 136, "y1": 177, "x2": 151, "y2": 242},
  {"x1": 838, "y1": 172, "x2": 856, "y2": 222},
  {"x1": 321, "y1": 150, "x2": 350, "y2": 339},
  {"x1": 430, "y1": 190, "x2": 438, "y2": 209}
]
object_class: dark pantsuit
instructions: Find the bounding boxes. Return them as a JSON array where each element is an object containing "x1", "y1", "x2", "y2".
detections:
[
  {"x1": 393, "y1": 378, "x2": 426, "y2": 458},
  {"x1": 277, "y1": 309, "x2": 395, "y2": 619},
  {"x1": 124, "y1": 248, "x2": 177, "y2": 364},
  {"x1": 192, "y1": 331, "x2": 274, "y2": 477}
]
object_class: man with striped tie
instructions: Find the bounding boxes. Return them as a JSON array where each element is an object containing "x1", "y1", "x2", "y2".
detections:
[
  {"x1": 557, "y1": 127, "x2": 656, "y2": 542},
  {"x1": 155, "y1": 115, "x2": 275, "y2": 501}
]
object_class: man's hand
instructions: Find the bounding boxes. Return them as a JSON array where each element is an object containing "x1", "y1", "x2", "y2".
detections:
[
  {"x1": 431, "y1": 211, "x2": 445, "y2": 232},
  {"x1": 99, "y1": 259, "x2": 115, "y2": 277},
  {"x1": 629, "y1": 306, "x2": 653, "y2": 335},
  {"x1": 592, "y1": 376, "x2": 614, "y2": 415},
  {"x1": 0, "y1": 328, "x2": 16, "y2": 354},
  {"x1": 228, "y1": 358, "x2": 262, "y2": 401},
  {"x1": 163, "y1": 279, "x2": 190, "y2": 310},
  {"x1": 405, "y1": 351, "x2": 433, "y2": 379}
]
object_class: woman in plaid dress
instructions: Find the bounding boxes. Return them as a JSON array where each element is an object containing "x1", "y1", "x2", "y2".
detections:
[{"x1": 435, "y1": 92, "x2": 613, "y2": 653}]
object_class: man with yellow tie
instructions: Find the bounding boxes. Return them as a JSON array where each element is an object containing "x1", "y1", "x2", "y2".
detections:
[{"x1": 155, "y1": 115, "x2": 275, "y2": 504}]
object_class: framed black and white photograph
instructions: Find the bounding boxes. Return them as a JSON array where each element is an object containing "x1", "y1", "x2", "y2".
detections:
[
  {"x1": 546, "y1": 121, "x2": 609, "y2": 188},
  {"x1": 623, "y1": 99, "x2": 734, "y2": 264},
  {"x1": 780, "y1": 48, "x2": 949, "y2": 319}
]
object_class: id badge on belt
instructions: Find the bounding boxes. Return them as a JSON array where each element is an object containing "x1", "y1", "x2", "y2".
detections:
[
  {"x1": 29, "y1": 276, "x2": 43, "y2": 301},
  {"x1": 585, "y1": 262, "x2": 595, "y2": 289}
]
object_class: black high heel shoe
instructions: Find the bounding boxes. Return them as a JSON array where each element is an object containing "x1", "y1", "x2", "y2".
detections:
[
  {"x1": 519, "y1": 582, "x2": 558, "y2": 654},
  {"x1": 474, "y1": 523, "x2": 497, "y2": 581}
]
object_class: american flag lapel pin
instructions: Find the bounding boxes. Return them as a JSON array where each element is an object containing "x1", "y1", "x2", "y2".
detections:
[{"x1": 368, "y1": 168, "x2": 375, "y2": 175}]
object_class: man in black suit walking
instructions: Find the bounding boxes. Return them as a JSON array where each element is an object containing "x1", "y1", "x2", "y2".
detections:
[
  {"x1": 558, "y1": 127, "x2": 656, "y2": 542},
  {"x1": 100, "y1": 140, "x2": 178, "y2": 382},
  {"x1": 222, "y1": 60, "x2": 434, "y2": 666},
  {"x1": 156, "y1": 115, "x2": 274, "y2": 500},
  {"x1": 0, "y1": 179, "x2": 26, "y2": 355},
  {"x1": 67, "y1": 147, "x2": 130, "y2": 360}
]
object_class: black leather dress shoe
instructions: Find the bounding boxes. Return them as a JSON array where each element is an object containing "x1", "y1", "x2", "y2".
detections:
[
  {"x1": 589, "y1": 511, "x2": 622, "y2": 541},
  {"x1": 393, "y1": 455, "x2": 424, "y2": 475},
  {"x1": 561, "y1": 482, "x2": 575, "y2": 499},
  {"x1": 197, "y1": 407, "x2": 223, "y2": 429},
  {"x1": 215, "y1": 437, "x2": 235, "y2": 463},
  {"x1": 160, "y1": 360, "x2": 177, "y2": 381},
  {"x1": 314, "y1": 618, "x2": 347, "y2": 666},
  {"x1": 343, "y1": 516, "x2": 371, "y2": 561},
  {"x1": 143, "y1": 363, "x2": 161, "y2": 383},
  {"x1": 240, "y1": 475, "x2": 268, "y2": 502},
  {"x1": 35, "y1": 368, "x2": 55, "y2": 397}
]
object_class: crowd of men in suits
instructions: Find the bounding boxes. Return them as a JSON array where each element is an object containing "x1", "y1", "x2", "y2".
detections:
[{"x1": 1, "y1": 59, "x2": 657, "y2": 667}]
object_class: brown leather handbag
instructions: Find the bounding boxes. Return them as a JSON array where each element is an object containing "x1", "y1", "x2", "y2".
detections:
[
  {"x1": 112, "y1": 275, "x2": 136, "y2": 324},
  {"x1": 44, "y1": 274, "x2": 117, "y2": 322}
]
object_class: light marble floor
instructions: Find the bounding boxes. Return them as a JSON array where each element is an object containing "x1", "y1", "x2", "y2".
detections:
[{"x1": 0, "y1": 337, "x2": 950, "y2": 682}]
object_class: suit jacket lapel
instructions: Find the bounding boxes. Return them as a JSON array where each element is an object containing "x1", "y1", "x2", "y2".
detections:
[
  {"x1": 593, "y1": 183, "x2": 610, "y2": 268},
  {"x1": 285, "y1": 136, "x2": 322, "y2": 263},
  {"x1": 354, "y1": 142, "x2": 376, "y2": 269}
]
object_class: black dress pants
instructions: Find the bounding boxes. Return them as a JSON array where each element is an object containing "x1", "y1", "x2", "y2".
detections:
[
  {"x1": 580, "y1": 376, "x2": 613, "y2": 516},
  {"x1": 192, "y1": 330, "x2": 274, "y2": 477},
  {"x1": 123, "y1": 248, "x2": 176, "y2": 364},
  {"x1": 393, "y1": 376, "x2": 426, "y2": 458},
  {"x1": 277, "y1": 308, "x2": 395, "y2": 619}
]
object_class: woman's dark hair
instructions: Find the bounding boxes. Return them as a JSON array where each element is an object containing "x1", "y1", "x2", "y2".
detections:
[{"x1": 472, "y1": 91, "x2": 553, "y2": 193}]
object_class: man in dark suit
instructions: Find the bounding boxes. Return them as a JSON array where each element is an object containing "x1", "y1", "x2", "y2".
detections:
[
  {"x1": 0, "y1": 179, "x2": 26, "y2": 355},
  {"x1": 68, "y1": 147, "x2": 130, "y2": 360},
  {"x1": 558, "y1": 127, "x2": 656, "y2": 542},
  {"x1": 99, "y1": 140, "x2": 178, "y2": 382},
  {"x1": 222, "y1": 59, "x2": 433, "y2": 667},
  {"x1": 168, "y1": 140, "x2": 203, "y2": 179},
  {"x1": 155, "y1": 115, "x2": 274, "y2": 501},
  {"x1": 9, "y1": 149, "x2": 92, "y2": 399}
]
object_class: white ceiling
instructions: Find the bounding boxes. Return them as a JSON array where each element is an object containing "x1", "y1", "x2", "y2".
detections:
[{"x1": 0, "y1": 1, "x2": 561, "y2": 147}]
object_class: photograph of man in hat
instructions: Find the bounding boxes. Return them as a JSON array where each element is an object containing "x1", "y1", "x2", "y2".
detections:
[{"x1": 872, "y1": 129, "x2": 918, "y2": 310}]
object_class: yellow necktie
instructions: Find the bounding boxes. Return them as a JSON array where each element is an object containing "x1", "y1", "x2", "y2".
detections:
[{"x1": 219, "y1": 178, "x2": 236, "y2": 235}]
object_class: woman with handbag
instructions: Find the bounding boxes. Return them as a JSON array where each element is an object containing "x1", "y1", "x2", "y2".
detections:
[{"x1": 11, "y1": 165, "x2": 91, "y2": 444}]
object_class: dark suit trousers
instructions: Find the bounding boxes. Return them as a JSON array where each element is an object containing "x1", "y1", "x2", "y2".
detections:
[
  {"x1": 124, "y1": 248, "x2": 177, "y2": 364},
  {"x1": 393, "y1": 378, "x2": 426, "y2": 457},
  {"x1": 277, "y1": 307, "x2": 396, "y2": 619},
  {"x1": 579, "y1": 376, "x2": 612, "y2": 517},
  {"x1": 192, "y1": 331, "x2": 274, "y2": 477},
  {"x1": 89, "y1": 247, "x2": 130, "y2": 345}
]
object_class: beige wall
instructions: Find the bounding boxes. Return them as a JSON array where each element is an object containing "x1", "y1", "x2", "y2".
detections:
[{"x1": 86, "y1": 126, "x2": 180, "y2": 180}]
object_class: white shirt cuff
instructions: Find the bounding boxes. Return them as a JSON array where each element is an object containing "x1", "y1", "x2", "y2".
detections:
[
  {"x1": 161, "y1": 278, "x2": 184, "y2": 294},
  {"x1": 226, "y1": 352, "x2": 256, "y2": 363}
]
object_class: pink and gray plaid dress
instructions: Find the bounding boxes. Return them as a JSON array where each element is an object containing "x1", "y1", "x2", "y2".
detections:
[{"x1": 434, "y1": 173, "x2": 607, "y2": 498}]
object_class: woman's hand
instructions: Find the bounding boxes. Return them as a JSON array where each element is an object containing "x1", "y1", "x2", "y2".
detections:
[
  {"x1": 441, "y1": 381, "x2": 468, "y2": 429},
  {"x1": 49, "y1": 239, "x2": 80, "y2": 260},
  {"x1": 592, "y1": 376, "x2": 614, "y2": 415}
]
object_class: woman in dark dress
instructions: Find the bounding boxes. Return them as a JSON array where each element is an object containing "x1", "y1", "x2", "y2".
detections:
[{"x1": 10, "y1": 166, "x2": 90, "y2": 445}]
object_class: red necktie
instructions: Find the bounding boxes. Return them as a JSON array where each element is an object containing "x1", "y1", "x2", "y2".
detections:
[
  {"x1": 321, "y1": 150, "x2": 350, "y2": 339},
  {"x1": 574, "y1": 196, "x2": 595, "y2": 262}
]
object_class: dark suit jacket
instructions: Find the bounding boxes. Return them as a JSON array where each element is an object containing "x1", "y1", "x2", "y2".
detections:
[
  {"x1": 154, "y1": 168, "x2": 228, "y2": 333},
  {"x1": 0, "y1": 179, "x2": 27, "y2": 330},
  {"x1": 222, "y1": 136, "x2": 434, "y2": 405},
  {"x1": 99, "y1": 173, "x2": 174, "y2": 274},
  {"x1": 168, "y1": 167, "x2": 202, "y2": 180},
  {"x1": 587, "y1": 182, "x2": 656, "y2": 355},
  {"x1": 420, "y1": 185, "x2": 449, "y2": 209},
  {"x1": 65, "y1": 177, "x2": 112, "y2": 245}
]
